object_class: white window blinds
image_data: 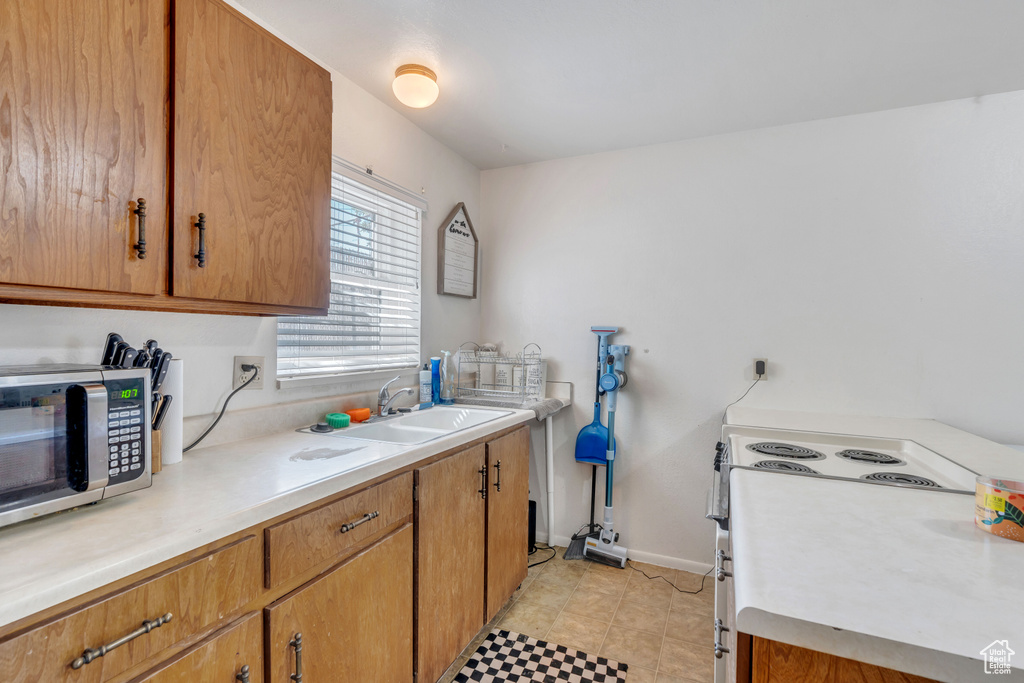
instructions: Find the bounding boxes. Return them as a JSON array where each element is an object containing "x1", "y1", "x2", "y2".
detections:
[{"x1": 277, "y1": 163, "x2": 423, "y2": 379}]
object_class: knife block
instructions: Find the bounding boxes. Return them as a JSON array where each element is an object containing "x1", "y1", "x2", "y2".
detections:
[{"x1": 151, "y1": 429, "x2": 163, "y2": 474}]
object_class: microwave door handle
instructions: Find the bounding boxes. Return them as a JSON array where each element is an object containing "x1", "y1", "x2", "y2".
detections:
[{"x1": 81, "y1": 384, "x2": 109, "y2": 491}]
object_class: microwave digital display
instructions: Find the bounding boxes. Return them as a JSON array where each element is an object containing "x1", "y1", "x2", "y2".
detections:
[{"x1": 110, "y1": 388, "x2": 139, "y2": 400}]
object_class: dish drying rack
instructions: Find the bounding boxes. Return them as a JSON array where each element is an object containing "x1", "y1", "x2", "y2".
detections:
[{"x1": 456, "y1": 342, "x2": 546, "y2": 402}]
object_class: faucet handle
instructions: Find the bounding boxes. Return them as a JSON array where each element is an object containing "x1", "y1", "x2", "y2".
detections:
[{"x1": 378, "y1": 375, "x2": 402, "y2": 402}]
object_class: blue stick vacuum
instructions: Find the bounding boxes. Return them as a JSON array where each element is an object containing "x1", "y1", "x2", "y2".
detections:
[{"x1": 583, "y1": 332, "x2": 631, "y2": 568}]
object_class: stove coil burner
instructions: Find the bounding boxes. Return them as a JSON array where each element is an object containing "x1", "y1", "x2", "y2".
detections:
[
  {"x1": 746, "y1": 442, "x2": 826, "y2": 460},
  {"x1": 836, "y1": 449, "x2": 904, "y2": 466},
  {"x1": 860, "y1": 472, "x2": 942, "y2": 488},
  {"x1": 752, "y1": 460, "x2": 819, "y2": 474}
]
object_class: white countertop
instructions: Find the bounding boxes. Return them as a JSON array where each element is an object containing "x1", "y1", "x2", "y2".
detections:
[
  {"x1": 725, "y1": 407, "x2": 1024, "y2": 682},
  {"x1": 0, "y1": 407, "x2": 534, "y2": 630}
]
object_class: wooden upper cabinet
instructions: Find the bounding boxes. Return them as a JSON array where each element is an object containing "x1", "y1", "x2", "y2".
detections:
[
  {"x1": 0, "y1": 0, "x2": 169, "y2": 295},
  {"x1": 172, "y1": 0, "x2": 332, "y2": 311}
]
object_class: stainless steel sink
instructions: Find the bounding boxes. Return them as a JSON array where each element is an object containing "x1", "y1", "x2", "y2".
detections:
[{"x1": 332, "y1": 407, "x2": 511, "y2": 445}]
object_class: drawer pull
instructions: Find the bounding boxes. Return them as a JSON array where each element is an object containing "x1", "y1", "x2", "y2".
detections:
[
  {"x1": 716, "y1": 549, "x2": 733, "y2": 581},
  {"x1": 133, "y1": 198, "x2": 147, "y2": 259},
  {"x1": 290, "y1": 633, "x2": 303, "y2": 682},
  {"x1": 478, "y1": 466, "x2": 488, "y2": 499},
  {"x1": 714, "y1": 617, "x2": 731, "y2": 659},
  {"x1": 493, "y1": 459, "x2": 502, "y2": 492},
  {"x1": 340, "y1": 510, "x2": 379, "y2": 533},
  {"x1": 236, "y1": 664, "x2": 251, "y2": 682},
  {"x1": 70, "y1": 612, "x2": 173, "y2": 669},
  {"x1": 194, "y1": 213, "x2": 207, "y2": 267}
]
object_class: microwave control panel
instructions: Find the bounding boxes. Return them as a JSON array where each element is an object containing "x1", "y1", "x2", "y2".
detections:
[{"x1": 105, "y1": 377, "x2": 147, "y2": 483}]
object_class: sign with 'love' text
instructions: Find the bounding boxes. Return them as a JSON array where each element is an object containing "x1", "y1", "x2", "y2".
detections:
[{"x1": 437, "y1": 203, "x2": 479, "y2": 298}]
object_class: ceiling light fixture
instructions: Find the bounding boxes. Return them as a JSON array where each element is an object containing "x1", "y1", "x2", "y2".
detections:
[{"x1": 392, "y1": 64, "x2": 439, "y2": 108}]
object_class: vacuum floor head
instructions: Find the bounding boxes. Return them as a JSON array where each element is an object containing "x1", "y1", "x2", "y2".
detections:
[{"x1": 583, "y1": 536, "x2": 628, "y2": 568}]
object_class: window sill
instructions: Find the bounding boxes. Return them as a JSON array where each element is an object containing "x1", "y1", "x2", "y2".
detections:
[{"x1": 276, "y1": 366, "x2": 419, "y2": 391}]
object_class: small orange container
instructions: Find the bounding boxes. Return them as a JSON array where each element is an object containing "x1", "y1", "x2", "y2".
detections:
[
  {"x1": 975, "y1": 476, "x2": 1024, "y2": 543},
  {"x1": 345, "y1": 408, "x2": 372, "y2": 423}
]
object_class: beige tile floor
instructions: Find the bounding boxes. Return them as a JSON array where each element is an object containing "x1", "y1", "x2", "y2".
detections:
[{"x1": 438, "y1": 547, "x2": 715, "y2": 683}]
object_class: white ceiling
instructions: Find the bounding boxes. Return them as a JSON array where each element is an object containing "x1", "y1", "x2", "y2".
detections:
[{"x1": 235, "y1": 0, "x2": 1024, "y2": 170}]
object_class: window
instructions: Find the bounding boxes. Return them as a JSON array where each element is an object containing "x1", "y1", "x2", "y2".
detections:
[{"x1": 277, "y1": 161, "x2": 423, "y2": 380}]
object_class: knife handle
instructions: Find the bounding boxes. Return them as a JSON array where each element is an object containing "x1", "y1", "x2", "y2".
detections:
[
  {"x1": 153, "y1": 395, "x2": 172, "y2": 431},
  {"x1": 153, "y1": 353, "x2": 172, "y2": 393},
  {"x1": 101, "y1": 333, "x2": 123, "y2": 366},
  {"x1": 120, "y1": 348, "x2": 138, "y2": 369}
]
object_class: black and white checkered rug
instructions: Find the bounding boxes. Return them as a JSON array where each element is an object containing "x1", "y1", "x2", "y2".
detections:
[{"x1": 454, "y1": 629, "x2": 628, "y2": 682}]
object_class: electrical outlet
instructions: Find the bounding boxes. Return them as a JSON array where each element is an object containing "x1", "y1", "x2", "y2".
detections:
[
  {"x1": 754, "y1": 358, "x2": 768, "y2": 380},
  {"x1": 233, "y1": 356, "x2": 265, "y2": 390}
]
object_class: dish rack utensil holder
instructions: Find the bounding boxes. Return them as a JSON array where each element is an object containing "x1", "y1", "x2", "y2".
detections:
[{"x1": 456, "y1": 342, "x2": 546, "y2": 402}]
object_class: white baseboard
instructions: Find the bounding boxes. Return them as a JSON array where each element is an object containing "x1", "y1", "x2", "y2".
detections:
[{"x1": 539, "y1": 533, "x2": 713, "y2": 575}]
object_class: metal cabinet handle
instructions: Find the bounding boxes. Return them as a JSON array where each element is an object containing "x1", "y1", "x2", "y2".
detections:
[
  {"x1": 340, "y1": 510, "x2": 379, "y2": 533},
  {"x1": 716, "y1": 549, "x2": 733, "y2": 582},
  {"x1": 288, "y1": 634, "x2": 303, "y2": 679},
  {"x1": 236, "y1": 664, "x2": 251, "y2": 682},
  {"x1": 478, "y1": 466, "x2": 488, "y2": 499},
  {"x1": 493, "y1": 460, "x2": 502, "y2": 492},
  {"x1": 70, "y1": 612, "x2": 172, "y2": 669},
  {"x1": 290, "y1": 633, "x2": 303, "y2": 682},
  {"x1": 714, "y1": 618, "x2": 731, "y2": 659},
  {"x1": 132, "y1": 198, "x2": 147, "y2": 259},
  {"x1": 194, "y1": 213, "x2": 207, "y2": 267}
]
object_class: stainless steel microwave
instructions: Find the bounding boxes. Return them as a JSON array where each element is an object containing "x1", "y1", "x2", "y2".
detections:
[{"x1": 0, "y1": 364, "x2": 152, "y2": 529}]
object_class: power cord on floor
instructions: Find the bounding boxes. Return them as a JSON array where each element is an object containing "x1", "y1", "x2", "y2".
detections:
[
  {"x1": 183, "y1": 366, "x2": 259, "y2": 453},
  {"x1": 528, "y1": 543, "x2": 557, "y2": 568},
  {"x1": 626, "y1": 560, "x2": 715, "y2": 595}
]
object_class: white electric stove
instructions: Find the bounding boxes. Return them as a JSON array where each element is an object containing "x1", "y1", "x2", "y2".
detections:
[{"x1": 706, "y1": 424, "x2": 980, "y2": 682}]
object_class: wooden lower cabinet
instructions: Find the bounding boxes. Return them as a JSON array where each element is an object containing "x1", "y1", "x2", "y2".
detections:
[
  {"x1": 415, "y1": 426, "x2": 531, "y2": 682},
  {"x1": 133, "y1": 612, "x2": 262, "y2": 682},
  {"x1": 265, "y1": 524, "x2": 414, "y2": 683},
  {"x1": 415, "y1": 444, "x2": 488, "y2": 683},
  {"x1": 750, "y1": 636, "x2": 937, "y2": 683},
  {"x1": 0, "y1": 536, "x2": 261, "y2": 683},
  {"x1": 485, "y1": 428, "x2": 530, "y2": 622}
]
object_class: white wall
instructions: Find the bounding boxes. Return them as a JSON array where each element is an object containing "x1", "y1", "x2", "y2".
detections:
[
  {"x1": 480, "y1": 91, "x2": 1024, "y2": 568},
  {"x1": 0, "y1": 35, "x2": 482, "y2": 420}
]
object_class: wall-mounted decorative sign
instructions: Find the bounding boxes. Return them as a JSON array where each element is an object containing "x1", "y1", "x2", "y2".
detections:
[{"x1": 437, "y1": 202, "x2": 478, "y2": 298}]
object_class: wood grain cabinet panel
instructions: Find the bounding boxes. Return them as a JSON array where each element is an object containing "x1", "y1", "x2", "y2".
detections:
[
  {"x1": 264, "y1": 471, "x2": 412, "y2": 589},
  {"x1": 751, "y1": 637, "x2": 938, "y2": 683},
  {"x1": 132, "y1": 612, "x2": 262, "y2": 683},
  {"x1": 172, "y1": 0, "x2": 331, "y2": 311},
  {"x1": 0, "y1": 0, "x2": 169, "y2": 295},
  {"x1": 485, "y1": 427, "x2": 530, "y2": 622},
  {"x1": 415, "y1": 444, "x2": 488, "y2": 683},
  {"x1": 266, "y1": 524, "x2": 413, "y2": 683},
  {"x1": 0, "y1": 535, "x2": 261, "y2": 683}
]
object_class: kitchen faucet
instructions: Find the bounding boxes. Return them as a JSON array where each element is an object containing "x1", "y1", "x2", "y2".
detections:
[{"x1": 377, "y1": 376, "x2": 415, "y2": 417}]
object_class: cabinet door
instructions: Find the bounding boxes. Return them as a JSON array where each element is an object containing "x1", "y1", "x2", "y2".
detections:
[
  {"x1": 134, "y1": 612, "x2": 262, "y2": 683},
  {"x1": 265, "y1": 524, "x2": 413, "y2": 683},
  {"x1": 173, "y1": 0, "x2": 331, "y2": 311},
  {"x1": 415, "y1": 445, "x2": 487, "y2": 683},
  {"x1": 0, "y1": 0, "x2": 168, "y2": 295},
  {"x1": 485, "y1": 427, "x2": 530, "y2": 621}
]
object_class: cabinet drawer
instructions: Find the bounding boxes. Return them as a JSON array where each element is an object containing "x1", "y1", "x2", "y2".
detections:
[
  {"x1": 265, "y1": 472, "x2": 412, "y2": 589},
  {"x1": 0, "y1": 536, "x2": 261, "y2": 683},
  {"x1": 133, "y1": 612, "x2": 262, "y2": 682}
]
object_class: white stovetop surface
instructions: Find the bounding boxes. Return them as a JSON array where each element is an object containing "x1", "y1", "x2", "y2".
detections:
[
  {"x1": 0, "y1": 408, "x2": 534, "y2": 630},
  {"x1": 725, "y1": 407, "x2": 1024, "y2": 682}
]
